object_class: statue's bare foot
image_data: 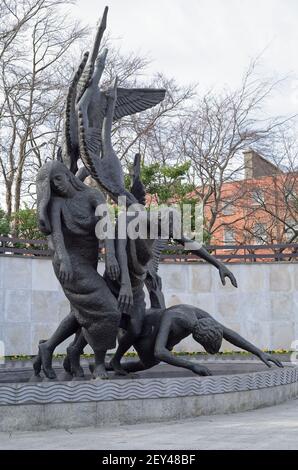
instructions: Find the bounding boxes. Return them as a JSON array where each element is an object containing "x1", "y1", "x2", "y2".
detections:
[
  {"x1": 92, "y1": 363, "x2": 109, "y2": 380},
  {"x1": 39, "y1": 342, "x2": 56, "y2": 379},
  {"x1": 63, "y1": 355, "x2": 71, "y2": 374},
  {"x1": 71, "y1": 364, "x2": 84, "y2": 377},
  {"x1": 109, "y1": 357, "x2": 128, "y2": 376},
  {"x1": 66, "y1": 346, "x2": 84, "y2": 378},
  {"x1": 33, "y1": 339, "x2": 47, "y2": 376},
  {"x1": 33, "y1": 354, "x2": 42, "y2": 376}
]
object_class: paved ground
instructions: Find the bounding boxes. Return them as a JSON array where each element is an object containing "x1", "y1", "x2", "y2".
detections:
[{"x1": 1, "y1": 398, "x2": 298, "y2": 450}]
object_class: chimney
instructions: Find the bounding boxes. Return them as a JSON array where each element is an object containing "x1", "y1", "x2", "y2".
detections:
[{"x1": 243, "y1": 149, "x2": 282, "y2": 179}]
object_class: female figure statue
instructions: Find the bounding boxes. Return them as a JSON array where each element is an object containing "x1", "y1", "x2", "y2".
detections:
[{"x1": 35, "y1": 160, "x2": 131, "y2": 379}]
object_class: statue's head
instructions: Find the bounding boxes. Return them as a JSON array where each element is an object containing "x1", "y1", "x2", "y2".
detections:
[
  {"x1": 36, "y1": 161, "x2": 85, "y2": 235},
  {"x1": 192, "y1": 317, "x2": 223, "y2": 354}
]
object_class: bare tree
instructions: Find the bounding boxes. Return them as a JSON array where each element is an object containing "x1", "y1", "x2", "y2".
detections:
[
  {"x1": 173, "y1": 60, "x2": 292, "y2": 239},
  {"x1": 1, "y1": 6, "x2": 295, "y2": 249},
  {"x1": 1, "y1": 6, "x2": 186, "y2": 211},
  {"x1": 0, "y1": 0, "x2": 49, "y2": 61},
  {"x1": 242, "y1": 128, "x2": 298, "y2": 245},
  {"x1": 0, "y1": 0, "x2": 87, "y2": 216}
]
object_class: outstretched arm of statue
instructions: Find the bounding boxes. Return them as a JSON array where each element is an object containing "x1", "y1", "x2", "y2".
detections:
[
  {"x1": 179, "y1": 235, "x2": 237, "y2": 288},
  {"x1": 154, "y1": 315, "x2": 212, "y2": 376},
  {"x1": 50, "y1": 199, "x2": 73, "y2": 283},
  {"x1": 222, "y1": 326, "x2": 283, "y2": 368}
]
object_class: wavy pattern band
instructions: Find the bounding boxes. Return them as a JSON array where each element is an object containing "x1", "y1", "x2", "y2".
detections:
[{"x1": 0, "y1": 366, "x2": 297, "y2": 405}]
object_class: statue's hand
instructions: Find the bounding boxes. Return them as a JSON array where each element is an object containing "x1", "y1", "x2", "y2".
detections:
[
  {"x1": 190, "y1": 363, "x2": 212, "y2": 376},
  {"x1": 105, "y1": 255, "x2": 120, "y2": 281},
  {"x1": 218, "y1": 264, "x2": 237, "y2": 288},
  {"x1": 59, "y1": 259, "x2": 73, "y2": 284},
  {"x1": 118, "y1": 285, "x2": 133, "y2": 314},
  {"x1": 258, "y1": 352, "x2": 283, "y2": 368}
]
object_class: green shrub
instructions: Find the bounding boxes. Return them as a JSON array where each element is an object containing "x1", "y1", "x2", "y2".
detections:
[{"x1": 0, "y1": 207, "x2": 10, "y2": 237}]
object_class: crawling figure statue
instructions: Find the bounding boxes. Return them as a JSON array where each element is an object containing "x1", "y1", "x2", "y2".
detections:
[{"x1": 66, "y1": 303, "x2": 283, "y2": 376}]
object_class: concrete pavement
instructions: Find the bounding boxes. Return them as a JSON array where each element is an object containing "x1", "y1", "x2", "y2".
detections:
[{"x1": 0, "y1": 398, "x2": 298, "y2": 450}]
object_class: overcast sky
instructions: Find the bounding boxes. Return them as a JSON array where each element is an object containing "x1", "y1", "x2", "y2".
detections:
[{"x1": 71, "y1": 0, "x2": 298, "y2": 119}]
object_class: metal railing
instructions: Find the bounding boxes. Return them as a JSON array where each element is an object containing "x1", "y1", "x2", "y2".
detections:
[
  {"x1": 160, "y1": 242, "x2": 298, "y2": 262},
  {"x1": 0, "y1": 236, "x2": 297, "y2": 262},
  {"x1": 0, "y1": 236, "x2": 51, "y2": 257}
]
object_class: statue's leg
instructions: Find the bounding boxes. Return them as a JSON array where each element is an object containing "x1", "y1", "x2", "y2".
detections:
[
  {"x1": 92, "y1": 349, "x2": 109, "y2": 379},
  {"x1": 33, "y1": 340, "x2": 45, "y2": 376},
  {"x1": 68, "y1": 268, "x2": 121, "y2": 379},
  {"x1": 80, "y1": 307, "x2": 120, "y2": 380},
  {"x1": 110, "y1": 298, "x2": 145, "y2": 375},
  {"x1": 82, "y1": 325, "x2": 109, "y2": 379},
  {"x1": 135, "y1": 338, "x2": 160, "y2": 370},
  {"x1": 113, "y1": 360, "x2": 146, "y2": 373},
  {"x1": 64, "y1": 331, "x2": 87, "y2": 377},
  {"x1": 107, "y1": 337, "x2": 159, "y2": 373},
  {"x1": 62, "y1": 332, "x2": 79, "y2": 374},
  {"x1": 109, "y1": 327, "x2": 139, "y2": 375},
  {"x1": 37, "y1": 312, "x2": 80, "y2": 379},
  {"x1": 123, "y1": 358, "x2": 159, "y2": 372}
]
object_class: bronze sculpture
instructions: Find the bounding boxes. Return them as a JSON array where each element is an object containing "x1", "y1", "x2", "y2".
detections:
[{"x1": 33, "y1": 6, "x2": 283, "y2": 381}]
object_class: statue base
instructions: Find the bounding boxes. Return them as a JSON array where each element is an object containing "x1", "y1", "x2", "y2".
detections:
[{"x1": 0, "y1": 359, "x2": 297, "y2": 431}]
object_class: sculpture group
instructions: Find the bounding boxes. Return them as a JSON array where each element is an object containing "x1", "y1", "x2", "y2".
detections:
[{"x1": 33, "y1": 6, "x2": 282, "y2": 380}]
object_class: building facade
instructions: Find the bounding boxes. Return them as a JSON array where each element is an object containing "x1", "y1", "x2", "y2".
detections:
[{"x1": 204, "y1": 149, "x2": 298, "y2": 246}]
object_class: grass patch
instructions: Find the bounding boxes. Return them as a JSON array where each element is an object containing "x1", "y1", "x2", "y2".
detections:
[{"x1": 1, "y1": 349, "x2": 291, "y2": 362}]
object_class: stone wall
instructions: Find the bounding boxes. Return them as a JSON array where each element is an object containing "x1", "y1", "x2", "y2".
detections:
[{"x1": 0, "y1": 255, "x2": 297, "y2": 355}]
